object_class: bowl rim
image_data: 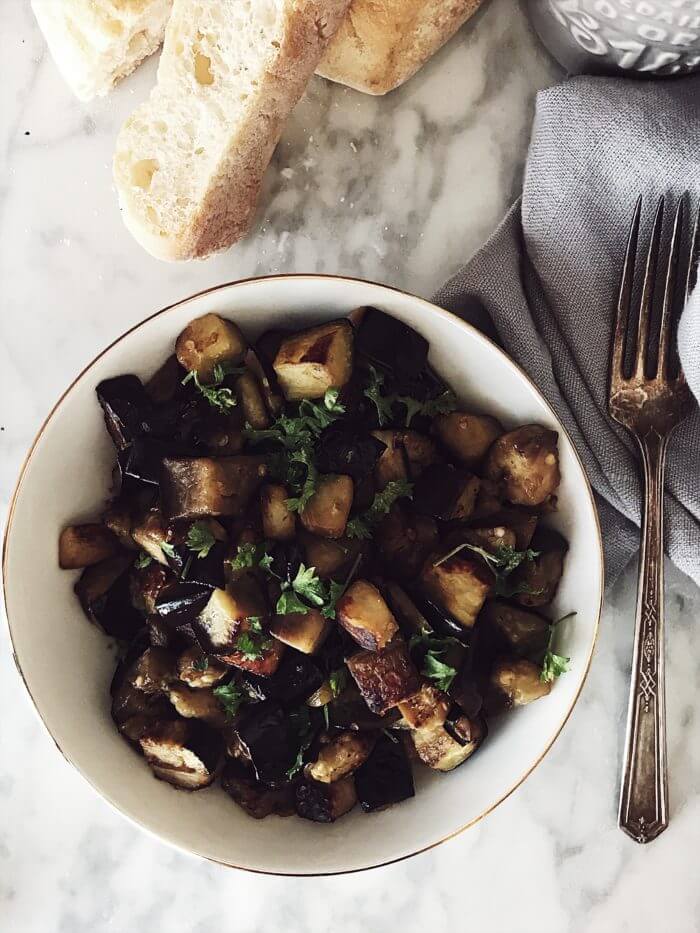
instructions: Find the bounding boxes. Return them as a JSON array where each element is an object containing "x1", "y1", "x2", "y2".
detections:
[{"x1": 2, "y1": 273, "x2": 604, "y2": 876}]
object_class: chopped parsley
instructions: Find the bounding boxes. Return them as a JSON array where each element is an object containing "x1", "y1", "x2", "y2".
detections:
[
  {"x1": 328, "y1": 667, "x2": 348, "y2": 698},
  {"x1": 186, "y1": 521, "x2": 216, "y2": 558},
  {"x1": 192, "y1": 655, "x2": 210, "y2": 672},
  {"x1": 285, "y1": 707, "x2": 314, "y2": 779},
  {"x1": 346, "y1": 480, "x2": 414, "y2": 539},
  {"x1": 182, "y1": 361, "x2": 242, "y2": 414},
  {"x1": 228, "y1": 542, "x2": 267, "y2": 571},
  {"x1": 234, "y1": 628, "x2": 273, "y2": 661},
  {"x1": 160, "y1": 541, "x2": 178, "y2": 561},
  {"x1": 409, "y1": 633, "x2": 460, "y2": 692},
  {"x1": 540, "y1": 612, "x2": 576, "y2": 683},
  {"x1": 213, "y1": 680, "x2": 247, "y2": 719},
  {"x1": 363, "y1": 365, "x2": 457, "y2": 427},
  {"x1": 433, "y1": 541, "x2": 543, "y2": 598},
  {"x1": 134, "y1": 551, "x2": 153, "y2": 569}
]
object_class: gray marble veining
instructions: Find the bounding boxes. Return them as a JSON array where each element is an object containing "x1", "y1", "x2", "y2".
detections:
[{"x1": 1, "y1": 0, "x2": 699, "y2": 931}]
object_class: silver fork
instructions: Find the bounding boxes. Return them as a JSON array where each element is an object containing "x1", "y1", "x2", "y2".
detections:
[{"x1": 609, "y1": 195, "x2": 699, "y2": 844}]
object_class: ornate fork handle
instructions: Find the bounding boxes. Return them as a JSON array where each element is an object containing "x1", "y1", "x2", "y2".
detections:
[{"x1": 618, "y1": 427, "x2": 669, "y2": 844}]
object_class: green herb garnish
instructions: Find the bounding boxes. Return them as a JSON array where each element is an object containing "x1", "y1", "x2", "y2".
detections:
[
  {"x1": 160, "y1": 541, "x2": 178, "y2": 561},
  {"x1": 186, "y1": 521, "x2": 216, "y2": 559},
  {"x1": 134, "y1": 551, "x2": 153, "y2": 569},
  {"x1": 328, "y1": 667, "x2": 348, "y2": 698},
  {"x1": 234, "y1": 629, "x2": 272, "y2": 661},
  {"x1": 540, "y1": 612, "x2": 576, "y2": 683},
  {"x1": 409, "y1": 633, "x2": 461, "y2": 692},
  {"x1": 286, "y1": 707, "x2": 314, "y2": 779},
  {"x1": 182, "y1": 362, "x2": 241, "y2": 414},
  {"x1": 363, "y1": 366, "x2": 395, "y2": 426},
  {"x1": 284, "y1": 447, "x2": 319, "y2": 512},
  {"x1": 192, "y1": 655, "x2": 210, "y2": 672},
  {"x1": 213, "y1": 680, "x2": 247, "y2": 719},
  {"x1": 363, "y1": 366, "x2": 457, "y2": 427},
  {"x1": 433, "y1": 541, "x2": 543, "y2": 598},
  {"x1": 228, "y1": 542, "x2": 269, "y2": 571},
  {"x1": 346, "y1": 480, "x2": 414, "y2": 539}
]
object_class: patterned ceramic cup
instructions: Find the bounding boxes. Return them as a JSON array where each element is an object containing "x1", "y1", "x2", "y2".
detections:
[{"x1": 527, "y1": 0, "x2": 700, "y2": 76}]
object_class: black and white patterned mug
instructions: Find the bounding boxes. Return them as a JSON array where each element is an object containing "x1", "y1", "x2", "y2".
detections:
[{"x1": 526, "y1": 0, "x2": 700, "y2": 76}]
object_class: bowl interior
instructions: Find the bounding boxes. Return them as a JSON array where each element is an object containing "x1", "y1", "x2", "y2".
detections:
[{"x1": 3, "y1": 276, "x2": 602, "y2": 874}]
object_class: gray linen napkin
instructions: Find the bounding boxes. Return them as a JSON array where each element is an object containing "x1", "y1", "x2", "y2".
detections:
[{"x1": 434, "y1": 75, "x2": 700, "y2": 588}]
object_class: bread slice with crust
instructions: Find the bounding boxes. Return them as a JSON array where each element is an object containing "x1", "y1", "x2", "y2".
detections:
[
  {"x1": 317, "y1": 0, "x2": 484, "y2": 95},
  {"x1": 31, "y1": 0, "x2": 173, "y2": 101},
  {"x1": 113, "y1": 0, "x2": 351, "y2": 261}
]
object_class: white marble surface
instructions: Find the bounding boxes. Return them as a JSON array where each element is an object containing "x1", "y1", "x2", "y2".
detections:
[{"x1": 2, "y1": 0, "x2": 699, "y2": 930}]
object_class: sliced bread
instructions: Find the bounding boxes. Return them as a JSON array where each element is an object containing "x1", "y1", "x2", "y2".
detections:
[
  {"x1": 31, "y1": 0, "x2": 173, "y2": 101},
  {"x1": 113, "y1": 0, "x2": 351, "y2": 261}
]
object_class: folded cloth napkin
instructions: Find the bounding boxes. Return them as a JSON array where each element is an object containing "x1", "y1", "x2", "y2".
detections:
[{"x1": 434, "y1": 74, "x2": 700, "y2": 588}]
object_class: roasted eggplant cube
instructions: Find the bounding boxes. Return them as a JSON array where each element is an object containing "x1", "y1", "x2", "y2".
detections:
[
  {"x1": 58, "y1": 523, "x2": 121, "y2": 569},
  {"x1": 131, "y1": 506, "x2": 173, "y2": 567},
  {"x1": 512, "y1": 527, "x2": 568, "y2": 607},
  {"x1": 96, "y1": 374, "x2": 151, "y2": 450},
  {"x1": 243, "y1": 651, "x2": 323, "y2": 705},
  {"x1": 130, "y1": 562, "x2": 172, "y2": 615},
  {"x1": 128, "y1": 646, "x2": 177, "y2": 693},
  {"x1": 453, "y1": 523, "x2": 517, "y2": 555},
  {"x1": 355, "y1": 307, "x2": 428, "y2": 378},
  {"x1": 74, "y1": 555, "x2": 144, "y2": 641},
  {"x1": 260, "y1": 484, "x2": 296, "y2": 541},
  {"x1": 166, "y1": 684, "x2": 226, "y2": 727},
  {"x1": 347, "y1": 640, "x2": 421, "y2": 714},
  {"x1": 433, "y1": 411, "x2": 503, "y2": 467},
  {"x1": 355, "y1": 731, "x2": 415, "y2": 812},
  {"x1": 306, "y1": 731, "x2": 375, "y2": 783},
  {"x1": 325, "y1": 686, "x2": 395, "y2": 732},
  {"x1": 235, "y1": 702, "x2": 312, "y2": 787},
  {"x1": 413, "y1": 464, "x2": 480, "y2": 521},
  {"x1": 372, "y1": 430, "x2": 438, "y2": 488},
  {"x1": 177, "y1": 647, "x2": 228, "y2": 689},
  {"x1": 236, "y1": 370, "x2": 270, "y2": 430},
  {"x1": 299, "y1": 474, "x2": 353, "y2": 539},
  {"x1": 469, "y1": 508, "x2": 539, "y2": 551},
  {"x1": 175, "y1": 313, "x2": 247, "y2": 380},
  {"x1": 273, "y1": 320, "x2": 353, "y2": 401},
  {"x1": 480, "y1": 600, "x2": 551, "y2": 661},
  {"x1": 139, "y1": 719, "x2": 223, "y2": 790},
  {"x1": 216, "y1": 635, "x2": 285, "y2": 677},
  {"x1": 485, "y1": 658, "x2": 551, "y2": 714},
  {"x1": 411, "y1": 714, "x2": 485, "y2": 772},
  {"x1": 161, "y1": 456, "x2": 267, "y2": 521},
  {"x1": 315, "y1": 422, "x2": 386, "y2": 480},
  {"x1": 420, "y1": 552, "x2": 492, "y2": 629},
  {"x1": 485, "y1": 425, "x2": 561, "y2": 507},
  {"x1": 145, "y1": 354, "x2": 182, "y2": 404},
  {"x1": 397, "y1": 683, "x2": 450, "y2": 730},
  {"x1": 337, "y1": 580, "x2": 398, "y2": 651},
  {"x1": 221, "y1": 760, "x2": 295, "y2": 819},
  {"x1": 376, "y1": 504, "x2": 438, "y2": 580},
  {"x1": 245, "y1": 347, "x2": 284, "y2": 418},
  {"x1": 155, "y1": 581, "x2": 213, "y2": 629},
  {"x1": 295, "y1": 775, "x2": 357, "y2": 823},
  {"x1": 300, "y1": 532, "x2": 363, "y2": 580},
  {"x1": 271, "y1": 609, "x2": 329, "y2": 655},
  {"x1": 196, "y1": 578, "x2": 266, "y2": 651}
]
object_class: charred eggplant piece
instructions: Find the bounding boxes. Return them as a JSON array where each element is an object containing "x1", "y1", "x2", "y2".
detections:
[
  {"x1": 273, "y1": 320, "x2": 354, "y2": 401},
  {"x1": 235, "y1": 702, "x2": 318, "y2": 788},
  {"x1": 512, "y1": 527, "x2": 568, "y2": 607},
  {"x1": 216, "y1": 637, "x2": 285, "y2": 677},
  {"x1": 175, "y1": 313, "x2": 247, "y2": 380},
  {"x1": 155, "y1": 581, "x2": 213, "y2": 629},
  {"x1": 411, "y1": 713, "x2": 485, "y2": 772},
  {"x1": 58, "y1": 523, "x2": 121, "y2": 569},
  {"x1": 166, "y1": 684, "x2": 226, "y2": 727},
  {"x1": 145, "y1": 354, "x2": 182, "y2": 404},
  {"x1": 376, "y1": 504, "x2": 438, "y2": 581},
  {"x1": 271, "y1": 610, "x2": 329, "y2": 655},
  {"x1": 485, "y1": 658, "x2": 551, "y2": 714},
  {"x1": 242, "y1": 651, "x2": 323, "y2": 705},
  {"x1": 75, "y1": 556, "x2": 144, "y2": 640},
  {"x1": 432, "y1": 411, "x2": 503, "y2": 468},
  {"x1": 245, "y1": 347, "x2": 284, "y2": 419},
  {"x1": 221, "y1": 760, "x2": 295, "y2": 819},
  {"x1": 485, "y1": 425, "x2": 561, "y2": 507},
  {"x1": 355, "y1": 731, "x2": 415, "y2": 812},
  {"x1": 196, "y1": 578, "x2": 267, "y2": 651},
  {"x1": 131, "y1": 506, "x2": 178, "y2": 568},
  {"x1": 397, "y1": 683, "x2": 450, "y2": 730},
  {"x1": 336, "y1": 580, "x2": 398, "y2": 651},
  {"x1": 420, "y1": 551, "x2": 492, "y2": 629},
  {"x1": 96, "y1": 375, "x2": 151, "y2": 451},
  {"x1": 139, "y1": 719, "x2": 223, "y2": 789},
  {"x1": 315, "y1": 422, "x2": 386, "y2": 480},
  {"x1": 161, "y1": 455, "x2": 267, "y2": 521},
  {"x1": 299, "y1": 474, "x2": 353, "y2": 540},
  {"x1": 130, "y1": 562, "x2": 172, "y2": 615},
  {"x1": 413, "y1": 464, "x2": 480, "y2": 521},
  {"x1": 299, "y1": 532, "x2": 364, "y2": 580},
  {"x1": 355, "y1": 307, "x2": 428, "y2": 378},
  {"x1": 325, "y1": 686, "x2": 398, "y2": 731},
  {"x1": 346, "y1": 640, "x2": 421, "y2": 714},
  {"x1": 479, "y1": 600, "x2": 551, "y2": 661},
  {"x1": 128, "y1": 646, "x2": 177, "y2": 693},
  {"x1": 260, "y1": 484, "x2": 296, "y2": 542},
  {"x1": 295, "y1": 775, "x2": 357, "y2": 823},
  {"x1": 372, "y1": 430, "x2": 438, "y2": 488},
  {"x1": 177, "y1": 647, "x2": 228, "y2": 689},
  {"x1": 306, "y1": 731, "x2": 375, "y2": 783}
]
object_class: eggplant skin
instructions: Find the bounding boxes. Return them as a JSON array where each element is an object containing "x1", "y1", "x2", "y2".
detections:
[
  {"x1": 74, "y1": 555, "x2": 144, "y2": 641},
  {"x1": 221, "y1": 761, "x2": 295, "y2": 819},
  {"x1": 355, "y1": 732, "x2": 415, "y2": 812},
  {"x1": 295, "y1": 776, "x2": 357, "y2": 823},
  {"x1": 58, "y1": 523, "x2": 121, "y2": 569},
  {"x1": 484, "y1": 425, "x2": 561, "y2": 507},
  {"x1": 96, "y1": 375, "x2": 151, "y2": 451},
  {"x1": 479, "y1": 600, "x2": 551, "y2": 662},
  {"x1": 512, "y1": 527, "x2": 568, "y2": 608},
  {"x1": 235, "y1": 702, "x2": 311, "y2": 789},
  {"x1": 397, "y1": 683, "x2": 450, "y2": 730},
  {"x1": 376, "y1": 504, "x2": 438, "y2": 581},
  {"x1": 346, "y1": 640, "x2": 421, "y2": 715},
  {"x1": 161, "y1": 456, "x2": 268, "y2": 522},
  {"x1": 139, "y1": 719, "x2": 223, "y2": 790},
  {"x1": 411, "y1": 714, "x2": 485, "y2": 772},
  {"x1": 336, "y1": 580, "x2": 399, "y2": 652},
  {"x1": 355, "y1": 306, "x2": 429, "y2": 378},
  {"x1": 306, "y1": 731, "x2": 375, "y2": 784}
]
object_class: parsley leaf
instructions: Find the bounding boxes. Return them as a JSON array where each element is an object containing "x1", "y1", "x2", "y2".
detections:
[
  {"x1": 363, "y1": 366, "x2": 457, "y2": 428},
  {"x1": 433, "y1": 541, "x2": 543, "y2": 598},
  {"x1": 276, "y1": 589, "x2": 312, "y2": 615},
  {"x1": 186, "y1": 521, "x2": 216, "y2": 558},
  {"x1": 285, "y1": 447, "x2": 318, "y2": 512},
  {"x1": 328, "y1": 667, "x2": 348, "y2": 697},
  {"x1": 290, "y1": 564, "x2": 327, "y2": 607},
  {"x1": 192, "y1": 655, "x2": 209, "y2": 672},
  {"x1": 422, "y1": 652, "x2": 458, "y2": 692},
  {"x1": 234, "y1": 630, "x2": 271, "y2": 661},
  {"x1": 182, "y1": 363, "x2": 240, "y2": 414},
  {"x1": 540, "y1": 612, "x2": 576, "y2": 683},
  {"x1": 323, "y1": 580, "x2": 346, "y2": 620},
  {"x1": 346, "y1": 480, "x2": 414, "y2": 539},
  {"x1": 213, "y1": 680, "x2": 247, "y2": 719},
  {"x1": 285, "y1": 707, "x2": 314, "y2": 779},
  {"x1": 160, "y1": 541, "x2": 178, "y2": 561},
  {"x1": 363, "y1": 366, "x2": 395, "y2": 426},
  {"x1": 228, "y1": 542, "x2": 269, "y2": 571},
  {"x1": 134, "y1": 551, "x2": 153, "y2": 570}
]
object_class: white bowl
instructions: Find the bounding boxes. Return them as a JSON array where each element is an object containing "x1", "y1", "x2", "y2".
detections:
[{"x1": 3, "y1": 275, "x2": 603, "y2": 875}]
